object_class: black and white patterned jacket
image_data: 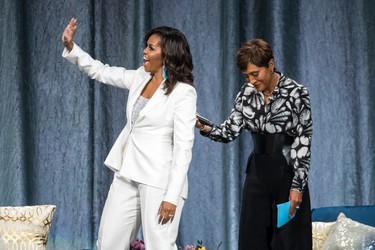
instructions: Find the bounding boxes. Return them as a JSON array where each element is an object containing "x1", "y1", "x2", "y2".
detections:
[{"x1": 203, "y1": 72, "x2": 313, "y2": 192}]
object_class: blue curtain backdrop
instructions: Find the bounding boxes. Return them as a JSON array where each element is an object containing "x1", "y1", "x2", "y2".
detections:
[{"x1": 1, "y1": 0, "x2": 374, "y2": 249}]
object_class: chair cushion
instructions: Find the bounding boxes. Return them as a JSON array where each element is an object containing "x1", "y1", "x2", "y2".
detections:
[
  {"x1": 0, "y1": 205, "x2": 56, "y2": 250},
  {"x1": 312, "y1": 221, "x2": 335, "y2": 250},
  {"x1": 322, "y1": 213, "x2": 375, "y2": 249}
]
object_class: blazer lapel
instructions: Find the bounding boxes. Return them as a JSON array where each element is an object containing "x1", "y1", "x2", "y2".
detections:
[{"x1": 138, "y1": 80, "x2": 166, "y2": 118}]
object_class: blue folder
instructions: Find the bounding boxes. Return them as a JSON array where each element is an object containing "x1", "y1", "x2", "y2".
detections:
[{"x1": 277, "y1": 201, "x2": 295, "y2": 228}]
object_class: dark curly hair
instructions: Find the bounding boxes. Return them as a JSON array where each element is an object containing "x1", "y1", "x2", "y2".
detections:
[{"x1": 145, "y1": 26, "x2": 194, "y2": 95}]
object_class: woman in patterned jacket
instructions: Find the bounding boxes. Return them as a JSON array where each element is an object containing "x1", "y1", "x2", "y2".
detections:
[{"x1": 197, "y1": 39, "x2": 313, "y2": 250}]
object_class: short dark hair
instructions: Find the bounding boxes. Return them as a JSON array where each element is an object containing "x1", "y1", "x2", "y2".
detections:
[
  {"x1": 236, "y1": 39, "x2": 274, "y2": 71},
  {"x1": 145, "y1": 26, "x2": 194, "y2": 95}
]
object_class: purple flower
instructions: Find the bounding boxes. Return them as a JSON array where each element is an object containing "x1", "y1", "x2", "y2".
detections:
[{"x1": 130, "y1": 239, "x2": 145, "y2": 250}]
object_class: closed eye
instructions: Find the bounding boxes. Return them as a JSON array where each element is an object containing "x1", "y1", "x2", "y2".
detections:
[{"x1": 243, "y1": 72, "x2": 258, "y2": 79}]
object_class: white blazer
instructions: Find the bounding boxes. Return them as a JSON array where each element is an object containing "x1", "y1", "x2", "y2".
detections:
[{"x1": 63, "y1": 44, "x2": 197, "y2": 205}]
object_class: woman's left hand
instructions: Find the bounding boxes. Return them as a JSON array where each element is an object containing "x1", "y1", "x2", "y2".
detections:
[
  {"x1": 289, "y1": 190, "x2": 303, "y2": 217},
  {"x1": 158, "y1": 201, "x2": 177, "y2": 225}
]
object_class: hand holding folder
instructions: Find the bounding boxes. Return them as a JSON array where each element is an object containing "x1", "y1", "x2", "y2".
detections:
[{"x1": 277, "y1": 201, "x2": 296, "y2": 228}]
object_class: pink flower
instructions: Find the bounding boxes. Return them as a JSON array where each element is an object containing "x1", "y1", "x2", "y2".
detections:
[{"x1": 130, "y1": 239, "x2": 145, "y2": 250}]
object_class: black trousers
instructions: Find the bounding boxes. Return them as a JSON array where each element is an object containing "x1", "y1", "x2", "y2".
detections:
[{"x1": 238, "y1": 152, "x2": 312, "y2": 250}]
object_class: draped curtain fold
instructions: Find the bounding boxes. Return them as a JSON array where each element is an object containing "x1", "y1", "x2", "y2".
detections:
[{"x1": 1, "y1": 0, "x2": 374, "y2": 249}]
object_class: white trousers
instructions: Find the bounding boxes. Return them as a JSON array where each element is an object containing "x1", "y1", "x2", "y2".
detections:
[{"x1": 97, "y1": 173, "x2": 185, "y2": 250}]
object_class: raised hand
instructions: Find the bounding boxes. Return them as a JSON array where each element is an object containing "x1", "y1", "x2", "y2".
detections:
[{"x1": 61, "y1": 18, "x2": 77, "y2": 52}]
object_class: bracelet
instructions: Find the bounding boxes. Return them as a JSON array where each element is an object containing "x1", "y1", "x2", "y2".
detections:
[
  {"x1": 290, "y1": 188, "x2": 302, "y2": 193},
  {"x1": 200, "y1": 124, "x2": 206, "y2": 131}
]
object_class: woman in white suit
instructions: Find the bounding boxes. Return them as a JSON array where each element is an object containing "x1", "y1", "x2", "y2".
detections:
[{"x1": 61, "y1": 18, "x2": 197, "y2": 250}]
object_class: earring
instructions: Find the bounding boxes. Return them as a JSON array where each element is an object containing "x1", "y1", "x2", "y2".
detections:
[{"x1": 163, "y1": 65, "x2": 168, "y2": 79}]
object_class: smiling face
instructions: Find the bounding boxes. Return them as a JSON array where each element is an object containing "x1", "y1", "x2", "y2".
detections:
[
  {"x1": 143, "y1": 34, "x2": 163, "y2": 75},
  {"x1": 242, "y1": 59, "x2": 275, "y2": 92}
]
